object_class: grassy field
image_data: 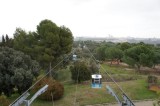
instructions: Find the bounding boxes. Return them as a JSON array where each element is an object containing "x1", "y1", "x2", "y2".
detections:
[
  {"x1": 8, "y1": 64, "x2": 159, "y2": 106},
  {"x1": 30, "y1": 79, "x2": 158, "y2": 106}
]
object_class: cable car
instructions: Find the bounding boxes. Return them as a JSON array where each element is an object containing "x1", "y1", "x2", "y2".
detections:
[
  {"x1": 72, "y1": 54, "x2": 77, "y2": 61},
  {"x1": 91, "y1": 74, "x2": 102, "y2": 88}
]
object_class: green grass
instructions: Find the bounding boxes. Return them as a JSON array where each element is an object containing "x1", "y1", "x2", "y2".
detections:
[
  {"x1": 111, "y1": 79, "x2": 158, "y2": 100},
  {"x1": 8, "y1": 64, "x2": 159, "y2": 106},
  {"x1": 31, "y1": 79, "x2": 158, "y2": 106},
  {"x1": 56, "y1": 67, "x2": 72, "y2": 82},
  {"x1": 100, "y1": 64, "x2": 135, "y2": 75}
]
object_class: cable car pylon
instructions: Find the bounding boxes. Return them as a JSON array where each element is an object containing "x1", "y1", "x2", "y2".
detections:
[
  {"x1": 10, "y1": 84, "x2": 48, "y2": 106},
  {"x1": 106, "y1": 85, "x2": 135, "y2": 106}
]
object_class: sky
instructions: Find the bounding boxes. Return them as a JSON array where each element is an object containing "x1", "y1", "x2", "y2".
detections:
[{"x1": 0, "y1": 0, "x2": 160, "y2": 38}]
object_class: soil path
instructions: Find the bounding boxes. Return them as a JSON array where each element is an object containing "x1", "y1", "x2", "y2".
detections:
[
  {"x1": 86, "y1": 100, "x2": 155, "y2": 106},
  {"x1": 107, "y1": 100, "x2": 153, "y2": 106}
]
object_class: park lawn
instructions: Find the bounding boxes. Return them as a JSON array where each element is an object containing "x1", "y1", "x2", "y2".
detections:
[
  {"x1": 100, "y1": 63, "x2": 135, "y2": 75},
  {"x1": 31, "y1": 79, "x2": 158, "y2": 106},
  {"x1": 100, "y1": 64, "x2": 144, "y2": 82},
  {"x1": 8, "y1": 64, "x2": 159, "y2": 106},
  {"x1": 120, "y1": 79, "x2": 158, "y2": 100}
]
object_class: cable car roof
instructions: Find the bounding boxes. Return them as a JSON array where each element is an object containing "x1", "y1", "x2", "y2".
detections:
[
  {"x1": 92, "y1": 74, "x2": 102, "y2": 79},
  {"x1": 73, "y1": 55, "x2": 77, "y2": 57}
]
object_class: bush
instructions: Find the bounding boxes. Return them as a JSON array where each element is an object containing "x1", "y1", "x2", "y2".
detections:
[
  {"x1": 148, "y1": 75, "x2": 158, "y2": 84},
  {"x1": 0, "y1": 95, "x2": 9, "y2": 106},
  {"x1": 89, "y1": 61, "x2": 99, "y2": 74},
  {"x1": 32, "y1": 77, "x2": 64, "y2": 101},
  {"x1": 70, "y1": 61, "x2": 91, "y2": 83},
  {"x1": 0, "y1": 47, "x2": 40, "y2": 96}
]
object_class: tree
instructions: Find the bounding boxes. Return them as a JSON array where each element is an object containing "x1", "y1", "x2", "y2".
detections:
[
  {"x1": 152, "y1": 48, "x2": 160, "y2": 67},
  {"x1": 13, "y1": 19, "x2": 73, "y2": 69},
  {"x1": 123, "y1": 45, "x2": 154, "y2": 70},
  {"x1": 118, "y1": 42, "x2": 131, "y2": 51},
  {"x1": 0, "y1": 47, "x2": 40, "y2": 96},
  {"x1": 3, "y1": 34, "x2": 14, "y2": 48},
  {"x1": 89, "y1": 60, "x2": 99, "y2": 74},
  {"x1": 36, "y1": 20, "x2": 73, "y2": 67},
  {"x1": 2, "y1": 35, "x2": 5, "y2": 46},
  {"x1": 14, "y1": 28, "x2": 32, "y2": 52},
  {"x1": 5, "y1": 34, "x2": 9, "y2": 43},
  {"x1": 105, "y1": 47, "x2": 123, "y2": 65},
  {"x1": 0, "y1": 34, "x2": 13, "y2": 47},
  {"x1": 70, "y1": 61, "x2": 91, "y2": 83},
  {"x1": 96, "y1": 45, "x2": 107, "y2": 61},
  {"x1": 83, "y1": 41, "x2": 100, "y2": 52},
  {"x1": 59, "y1": 26, "x2": 73, "y2": 54}
]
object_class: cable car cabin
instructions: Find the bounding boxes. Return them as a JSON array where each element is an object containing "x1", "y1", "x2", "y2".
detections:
[
  {"x1": 91, "y1": 74, "x2": 102, "y2": 88},
  {"x1": 72, "y1": 55, "x2": 77, "y2": 61}
]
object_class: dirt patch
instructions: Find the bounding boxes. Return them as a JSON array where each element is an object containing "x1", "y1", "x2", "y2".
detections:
[
  {"x1": 107, "y1": 100, "x2": 154, "y2": 106},
  {"x1": 139, "y1": 69, "x2": 160, "y2": 75},
  {"x1": 131, "y1": 66, "x2": 160, "y2": 75},
  {"x1": 103, "y1": 62, "x2": 129, "y2": 67},
  {"x1": 81, "y1": 81, "x2": 90, "y2": 85},
  {"x1": 103, "y1": 61, "x2": 160, "y2": 74},
  {"x1": 149, "y1": 85, "x2": 160, "y2": 92}
]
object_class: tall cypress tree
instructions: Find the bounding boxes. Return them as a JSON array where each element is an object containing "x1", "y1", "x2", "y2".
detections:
[
  {"x1": 2, "y1": 35, "x2": 5, "y2": 46},
  {"x1": 5, "y1": 34, "x2": 9, "y2": 42},
  {"x1": 5, "y1": 34, "x2": 9, "y2": 46}
]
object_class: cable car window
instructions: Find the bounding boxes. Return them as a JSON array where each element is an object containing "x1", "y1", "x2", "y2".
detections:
[
  {"x1": 94, "y1": 79, "x2": 100, "y2": 83},
  {"x1": 94, "y1": 80, "x2": 100, "y2": 84}
]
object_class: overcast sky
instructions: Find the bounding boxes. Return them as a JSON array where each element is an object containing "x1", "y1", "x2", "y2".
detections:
[{"x1": 0, "y1": 0, "x2": 160, "y2": 38}]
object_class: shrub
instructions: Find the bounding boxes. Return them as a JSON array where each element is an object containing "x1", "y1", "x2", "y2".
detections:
[
  {"x1": 0, "y1": 95, "x2": 9, "y2": 106},
  {"x1": 148, "y1": 75, "x2": 158, "y2": 84},
  {"x1": 89, "y1": 62, "x2": 99, "y2": 74},
  {"x1": 70, "y1": 61, "x2": 91, "y2": 83},
  {"x1": 0, "y1": 47, "x2": 40, "y2": 96},
  {"x1": 32, "y1": 77, "x2": 64, "y2": 101}
]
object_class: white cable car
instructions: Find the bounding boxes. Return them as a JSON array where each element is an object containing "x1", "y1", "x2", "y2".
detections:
[
  {"x1": 91, "y1": 74, "x2": 102, "y2": 88},
  {"x1": 72, "y1": 54, "x2": 77, "y2": 61}
]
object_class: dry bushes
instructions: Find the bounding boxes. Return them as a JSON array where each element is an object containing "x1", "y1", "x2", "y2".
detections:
[{"x1": 32, "y1": 77, "x2": 64, "y2": 101}]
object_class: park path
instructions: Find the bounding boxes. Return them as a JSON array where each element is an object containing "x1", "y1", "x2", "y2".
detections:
[
  {"x1": 107, "y1": 100, "x2": 153, "y2": 106},
  {"x1": 86, "y1": 100, "x2": 155, "y2": 106}
]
